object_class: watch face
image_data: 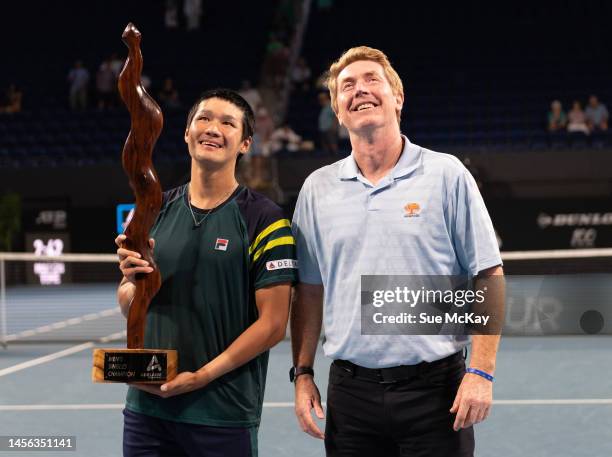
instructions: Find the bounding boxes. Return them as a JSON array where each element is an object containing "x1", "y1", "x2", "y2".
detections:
[{"x1": 289, "y1": 367, "x2": 296, "y2": 382}]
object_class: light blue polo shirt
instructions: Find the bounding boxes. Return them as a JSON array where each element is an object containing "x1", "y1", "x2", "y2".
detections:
[{"x1": 292, "y1": 136, "x2": 502, "y2": 368}]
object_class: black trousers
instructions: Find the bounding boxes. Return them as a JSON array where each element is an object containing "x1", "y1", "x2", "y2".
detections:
[{"x1": 325, "y1": 353, "x2": 475, "y2": 457}]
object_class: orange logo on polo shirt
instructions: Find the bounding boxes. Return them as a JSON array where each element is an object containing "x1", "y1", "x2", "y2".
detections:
[{"x1": 404, "y1": 202, "x2": 421, "y2": 217}]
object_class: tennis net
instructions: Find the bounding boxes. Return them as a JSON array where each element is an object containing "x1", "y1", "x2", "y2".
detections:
[
  {"x1": 1, "y1": 248, "x2": 611, "y2": 345},
  {"x1": 0, "y1": 253, "x2": 122, "y2": 345}
]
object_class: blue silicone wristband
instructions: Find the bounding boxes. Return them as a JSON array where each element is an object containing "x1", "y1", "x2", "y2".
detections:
[{"x1": 466, "y1": 367, "x2": 494, "y2": 382}]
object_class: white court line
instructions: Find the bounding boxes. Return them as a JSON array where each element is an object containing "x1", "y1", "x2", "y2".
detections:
[
  {"x1": 5, "y1": 307, "x2": 121, "y2": 342},
  {"x1": 1, "y1": 399, "x2": 612, "y2": 411},
  {"x1": 0, "y1": 342, "x2": 94, "y2": 377},
  {"x1": 0, "y1": 331, "x2": 126, "y2": 378},
  {"x1": 0, "y1": 404, "x2": 296, "y2": 412},
  {"x1": 0, "y1": 404, "x2": 124, "y2": 411},
  {"x1": 494, "y1": 399, "x2": 612, "y2": 405},
  {"x1": 100, "y1": 331, "x2": 127, "y2": 343}
]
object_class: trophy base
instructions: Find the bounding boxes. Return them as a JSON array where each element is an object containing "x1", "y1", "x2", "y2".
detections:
[{"x1": 92, "y1": 348, "x2": 177, "y2": 384}]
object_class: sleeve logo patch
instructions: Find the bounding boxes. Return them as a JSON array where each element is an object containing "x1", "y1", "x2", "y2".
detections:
[
  {"x1": 214, "y1": 238, "x2": 229, "y2": 251},
  {"x1": 266, "y1": 259, "x2": 299, "y2": 270}
]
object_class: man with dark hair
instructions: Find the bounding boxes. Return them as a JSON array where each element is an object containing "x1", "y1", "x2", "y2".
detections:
[{"x1": 115, "y1": 89, "x2": 297, "y2": 457}]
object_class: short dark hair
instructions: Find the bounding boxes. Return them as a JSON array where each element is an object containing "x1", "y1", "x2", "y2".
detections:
[{"x1": 185, "y1": 88, "x2": 255, "y2": 142}]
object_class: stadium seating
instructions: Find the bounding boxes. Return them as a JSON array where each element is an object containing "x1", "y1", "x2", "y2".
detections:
[
  {"x1": 287, "y1": 2, "x2": 611, "y2": 154},
  {"x1": 0, "y1": 2, "x2": 610, "y2": 167},
  {"x1": 0, "y1": 0, "x2": 275, "y2": 167}
]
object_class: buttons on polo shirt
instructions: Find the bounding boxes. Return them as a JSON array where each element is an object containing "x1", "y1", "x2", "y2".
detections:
[
  {"x1": 367, "y1": 192, "x2": 381, "y2": 211},
  {"x1": 367, "y1": 179, "x2": 394, "y2": 211}
]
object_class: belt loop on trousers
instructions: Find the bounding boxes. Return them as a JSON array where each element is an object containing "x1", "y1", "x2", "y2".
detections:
[{"x1": 336, "y1": 360, "x2": 355, "y2": 377}]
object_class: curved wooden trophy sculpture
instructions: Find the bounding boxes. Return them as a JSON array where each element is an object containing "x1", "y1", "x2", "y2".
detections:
[
  {"x1": 93, "y1": 23, "x2": 176, "y2": 384},
  {"x1": 118, "y1": 23, "x2": 163, "y2": 350}
]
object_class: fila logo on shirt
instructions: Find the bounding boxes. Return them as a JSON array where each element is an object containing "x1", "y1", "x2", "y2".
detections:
[
  {"x1": 266, "y1": 259, "x2": 299, "y2": 271},
  {"x1": 214, "y1": 238, "x2": 229, "y2": 251},
  {"x1": 404, "y1": 202, "x2": 421, "y2": 217}
]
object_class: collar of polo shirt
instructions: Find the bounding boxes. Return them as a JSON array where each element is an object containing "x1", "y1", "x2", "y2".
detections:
[{"x1": 337, "y1": 135, "x2": 422, "y2": 182}]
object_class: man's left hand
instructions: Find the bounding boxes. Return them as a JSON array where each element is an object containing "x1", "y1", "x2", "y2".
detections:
[
  {"x1": 131, "y1": 371, "x2": 207, "y2": 398},
  {"x1": 449, "y1": 372, "x2": 493, "y2": 431}
]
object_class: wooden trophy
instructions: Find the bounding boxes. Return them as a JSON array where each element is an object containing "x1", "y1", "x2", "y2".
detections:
[{"x1": 92, "y1": 23, "x2": 177, "y2": 384}]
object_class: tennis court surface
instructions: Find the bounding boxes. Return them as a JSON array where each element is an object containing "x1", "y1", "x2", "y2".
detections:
[
  {"x1": 1, "y1": 251, "x2": 611, "y2": 456},
  {"x1": 2, "y1": 337, "x2": 611, "y2": 456}
]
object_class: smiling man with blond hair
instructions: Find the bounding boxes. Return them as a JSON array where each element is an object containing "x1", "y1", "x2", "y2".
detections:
[
  {"x1": 326, "y1": 46, "x2": 404, "y2": 124},
  {"x1": 290, "y1": 46, "x2": 504, "y2": 456}
]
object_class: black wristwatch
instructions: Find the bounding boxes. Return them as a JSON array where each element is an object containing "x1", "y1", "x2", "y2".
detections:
[{"x1": 289, "y1": 366, "x2": 314, "y2": 383}]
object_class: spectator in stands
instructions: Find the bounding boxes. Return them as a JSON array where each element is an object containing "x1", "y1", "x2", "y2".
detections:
[
  {"x1": 67, "y1": 60, "x2": 90, "y2": 111},
  {"x1": 184, "y1": 0, "x2": 203, "y2": 31},
  {"x1": 567, "y1": 100, "x2": 589, "y2": 135},
  {"x1": 266, "y1": 32, "x2": 285, "y2": 56},
  {"x1": 270, "y1": 123, "x2": 302, "y2": 154},
  {"x1": 317, "y1": 92, "x2": 338, "y2": 153},
  {"x1": 96, "y1": 59, "x2": 115, "y2": 110},
  {"x1": 292, "y1": 57, "x2": 312, "y2": 92},
  {"x1": 158, "y1": 77, "x2": 181, "y2": 109},
  {"x1": 273, "y1": 0, "x2": 299, "y2": 42},
  {"x1": 247, "y1": 133, "x2": 267, "y2": 188},
  {"x1": 585, "y1": 95, "x2": 609, "y2": 132},
  {"x1": 108, "y1": 53, "x2": 124, "y2": 105},
  {"x1": 141, "y1": 73, "x2": 152, "y2": 92},
  {"x1": 238, "y1": 80, "x2": 262, "y2": 111},
  {"x1": 547, "y1": 100, "x2": 567, "y2": 132},
  {"x1": 255, "y1": 106, "x2": 275, "y2": 149},
  {"x1": 263, "y1": 33, "x2": 289, "y2": 89},
  {"x1": 0, "y1": 84, "x2": 22, "y2": 114},
  {"x1": 108, "y1": 53, "x2": 124, "y2": 78},
  {"x1": 248, "y1": 107, "x2": 276, "y2": 189},
  {"x1": 164, "y1": 0, "x2": 179, "y2": 28}
]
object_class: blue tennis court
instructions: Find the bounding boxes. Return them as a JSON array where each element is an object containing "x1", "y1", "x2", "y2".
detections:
[{"x1": 1, "y1": 336, "x2": 611, "y2": 457}]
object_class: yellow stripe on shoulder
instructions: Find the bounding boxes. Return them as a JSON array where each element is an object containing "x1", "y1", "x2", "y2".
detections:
[
  {"x1": 249, "y1": 219, "x2": 291, "y2": 255},
  {"x1": 252, "y1": 236, "x2": 295, "y2": 262}
]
